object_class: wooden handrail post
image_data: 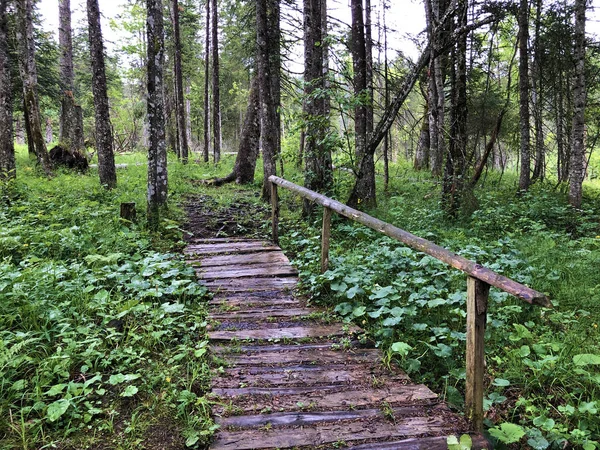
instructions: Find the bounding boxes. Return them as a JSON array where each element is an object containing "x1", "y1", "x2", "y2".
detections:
[
  {"x1": 465, "y1": 276, "x2": 490, "y2": 432},
  {"x1": 271, "y1": 181, "x2": 279, "y2": 245},
  {"x1": 321, "y1": 207, "x2": 332, "y2": 273}
]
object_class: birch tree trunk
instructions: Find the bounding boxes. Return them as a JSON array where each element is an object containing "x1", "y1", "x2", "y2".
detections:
[
  {"x1": 146, "y1": 0, "x2": 168, "y2": 228},
  {"x1": 172, "y1": 0, "x2": 189, "y2": 163},
  {"x1": 16, "y1": 0, "x2": 53, "y2": 176},
  {"x1": 517, "y1": 0, "x2": 531, "y2": 192},
  {"x1": 59, "y1": 0, "x2": 84, "y2": 153},
  {"x1": 203, "y1": 0, "x2": 210, "y2": 162},
  {"x1": 257, "y1": 0, "x2": 278, "y2": 201},
  {"x1": 569, "y1": 0, "x2": 586, "y2": 207},
  {"x1": 347, "y1": 0, "x2": 376, "y2": 209},
  {"x1": 87, "y1": 0, "x2": 117, "y2": 188},
  {"x1": 0, "y1": 0, "x2": 16, "y2": 180},
  {"x1": 303, "y1": 0, "x2": 333, "y2": 216},
  {"x1": 211, "y1": 0, "x2": 221, "y2": 163}
]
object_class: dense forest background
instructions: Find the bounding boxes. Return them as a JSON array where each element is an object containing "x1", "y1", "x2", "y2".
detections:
[{"x1": 1, "y1": 0, "x2": 600, "y2": 449}]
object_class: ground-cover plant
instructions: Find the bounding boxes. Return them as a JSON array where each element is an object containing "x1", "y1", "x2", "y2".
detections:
[
  {"x1": 0, "y1": 148, "x2": 220, "y2": 449},
  {"x1": 278, "y1": 165, "x2": 600, "y2": 450}
]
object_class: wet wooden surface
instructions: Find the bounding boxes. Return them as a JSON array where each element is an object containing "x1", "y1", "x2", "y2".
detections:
[{"x1": 186, "y1": 238, "x2": 491, "y2": 449}]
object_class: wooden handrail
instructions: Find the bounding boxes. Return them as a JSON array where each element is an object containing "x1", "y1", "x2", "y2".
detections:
[{"x1": 269, "y1": 175, "x2": 552, "y2": 432}]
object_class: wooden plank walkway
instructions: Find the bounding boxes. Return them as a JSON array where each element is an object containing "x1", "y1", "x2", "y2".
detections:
[{"x1": 185, "y1": 238, "x2": 491, "y2": 449}]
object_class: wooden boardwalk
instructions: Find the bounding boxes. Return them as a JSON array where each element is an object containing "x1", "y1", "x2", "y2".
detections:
[{"x1": 185, "y1": 238, "x2": 491, "y2": 449}]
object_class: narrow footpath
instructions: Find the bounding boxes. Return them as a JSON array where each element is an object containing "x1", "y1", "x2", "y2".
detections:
[{"x1": 184, "y1": 237, "x2": 491, "y2": 449}]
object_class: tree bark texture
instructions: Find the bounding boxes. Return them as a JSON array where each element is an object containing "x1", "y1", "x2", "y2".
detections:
[
  {"x1": 16, "y1": 0, "x2": 52, "y2": 175},
  {"x1": 0, "y1": 0, "x2": 16, "y2": 180},
  {"x1": 268, "y1": 0, "x2": 282, "y2": 177},
  {"x1": 59, "y1": 0, "x2": 84, "y2": 153},
  {"x1": 208, "y1": 75, "x2": 260, "y2": 186},
  {"x1": 302, "y1": 0, "x2": 333, "y2": 216},
  {"x1": 172, "y1": 0, "x2": 189, "y2": 163},
  {"x1": 348, "y1": 0, "x2": 376, "y2": 209},
  {"x1": 569, "y1": 0, "x2": 586, "y2": 208},
  {"x1": 211, "y1": 0, "x2": 221, "y2": 163},
  {"x1": 365, "y1": 0, "x2": 374, "y2": 139},
  {"x1": 426, "y1": 0, "x2": 448, "y2": 177},
  {"x1": 531, "y1": 0, "x2": 544, "y2": 181},
  {"x1": 257, "y1": 0, "x2": 278, "y2": 201},
  {"x1": 517, "y1": 0, "x2": 530, "y2": 192},
  {"x1": 442, "y1": 0, "x2": 468, "y2": 217},
  {"x1": 203, "y1": 0, "x2": 211, "y2": 162},
  {"x1": 146, "y1": 0, "x2": 168, "y2": 228},
  {"x1": 87, "y1": 0, "x2": 117, "y2": 188}
]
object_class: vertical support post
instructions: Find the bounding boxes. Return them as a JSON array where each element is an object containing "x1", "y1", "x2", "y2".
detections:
[
  {"x1": 320, "y1": 207, "x2": 332, "y2": 273},
  {"x1": 465, "y1": 276, "x2": 489, "y2": 432},
  {"x1": 271, "y1": 181, "x2": 279, "y2": 245}
]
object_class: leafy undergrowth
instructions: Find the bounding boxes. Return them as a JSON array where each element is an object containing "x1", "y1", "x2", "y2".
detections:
[
  {"x1": 279, "y1": 167, "x2": 600, "y2": 450},
  {"x1": 0, "y1": 149, "x2": 225, "y2": 449}
]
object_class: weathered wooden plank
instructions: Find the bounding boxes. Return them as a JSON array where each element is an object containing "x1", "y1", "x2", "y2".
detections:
[
  {"x1": 189, "y1": 238, "x2": 264, "y2": 244},
  {"x1": 349, "y1": 435, "x2": 491, "y2": 449},
  {"x1": 222, "y1": 348, "x2": 381, "y2": 366},
  {"x1": 209, "y1": 308, "x2": 315, "y2": 320},
  {"x1": 212, "y1": 365, "x2": 410, "y2": 388},
  {"x1": 202, "y1": 277, "x2": 298, "y2": 291},
  {"x1": 184, "y1": 242, "x2": 280, "y2": 256},
  {"x1": 210, "y1": 414, "x2": 449, "y2": 450},
  {"x1": 209, "y1": 294, "x2": 298, "y2": 307},
  {"x1": 216, "y1": 404, "x2": 439, "y2": 429},
  {"x1": 198, "y1": 264, "x2": 298, "y2": 280},
  {"x1": 211, "y1": 343, "x2": 340, "y2": 354},
  {"x1": 211, "y1": 384, "x2": 438, "y2": 414},
  {"x1": 191, "y1": 251, "x2": 290, "y2": 268},
  {"x1": 209, "y1": 324, "x2": 356, "y2": 341},
  {"x1": 321, "y1": 207, "x2": 332, "y2": 273}
]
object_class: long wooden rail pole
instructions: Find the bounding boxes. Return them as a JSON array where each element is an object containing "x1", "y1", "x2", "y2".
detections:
[
  {"x1": 269, "y1": 175, "x2": 551, "y2": 432},
  {"x1": 269, "y1": 176, "x2": 550, "y2": 307}
]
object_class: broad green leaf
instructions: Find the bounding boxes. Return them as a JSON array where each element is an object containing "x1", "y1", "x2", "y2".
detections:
[
  {"x1": 94, "y1": 289, "x2": 109, "y2": 302},
  {"x1": 352, "y1": 306, "x2": 366, "y2": 317},
  {"x1": 121, "y1": 385, "x2": 138, "y2": 397},
  {"x1": 390, "y1": 341, "x2": 412, "y2": 356},
  {"x1": 488, "y1": 423, "x2": 525, "y2": 444},
  {"x1": 161, "y1": 303, "x2": 185, "y2": 313},
  {"x1": 427, "y1": 298, "x2": 447, "y2": 308},
  {"x1": 492, "y1": 378, "x2": 510, "y2": 387},
  {"x1": 45, "y1": 383, "x2": 67, "y2": 396},
  {"x1": 533, "y1": 416, "x2": 555, "y2": 431},
  {"x1": 578, "y1": 401, "x2": 598, "y2": 415},
  {"x1": 46, "y1": 399, "x2": 70, "y2": 422},
  {"x1": 573, "y1": 354, "x2": 600, "y2": 366}
]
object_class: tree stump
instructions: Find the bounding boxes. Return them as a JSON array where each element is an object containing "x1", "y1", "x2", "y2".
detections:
[{"x1": 120, "y1": 202, "x2": 137, "y2": 224}]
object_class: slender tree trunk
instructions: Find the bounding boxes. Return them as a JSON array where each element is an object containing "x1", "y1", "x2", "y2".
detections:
[
  {"x1": 531, "y1": 0, "x2": 544, "y2": 181},
  {"x1": 414, "y1": 105, "x2": 430, "y2": 170},
  {"x1": 211, "y1": 0, "x2": 221, "y2": 163},
  {"x1": 87, "y1": 0, "x2": 116, "y2": 187},
  {"x1": 203, "y1": 0, "x2": 210, "y2": 162},
  {"x1": 146, "y1": 0, "x2": 168, "y2": 228},
  {"x1": 518, "y1": 0, "x2": 530, "y2": 192},
  {"x1": 382, "y1": 0, "x2": 390, "y2": 189},
  {"x1": 172, "y1": 0, "x2": 189, "y2": 163},
  {"x1": 569, "y1": 0, "x2": 586, "y2": 207},
  {"x1": 256, "y1": 0, "x2": 278, "y2": 201},
  {"x1": 268, "y1": 0, "x2": 282, "y2": 177},
  {"x1": 365, "y1": 0, "x2": 374, "y2": 139},
  {"x1": 15, "y1": 116, "x2": 25, "y2": 145},
  {"x1": 303, "y1": 0, "x2": 333, "y2": 216},
  {"x1": 16, "y1": 0, "x2": 52, "y2": 175},
  {"x1": 348, "y1": 0, "x2": 376, "y2": 208},
  {"x1": 59, "y1": 0, "x2": 84, "y2": 153},
  {"x1": 0, "y1": 0, "x2": 16, "y2": 180},
  {"x1": 442, "y1": 0, "x2": 467, "y2": 216},
  {"x1": 207, "y1": 75, "x2": 260, "y2": 186},
  {"x1": 185, "y1": 81, "x2": 193, "y2": 149}
]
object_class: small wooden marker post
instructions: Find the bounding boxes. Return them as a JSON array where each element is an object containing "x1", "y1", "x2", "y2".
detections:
[
  {"x1": 120, "y1": 202, "x2": 137, "y2": 224},
  {"x1": 320, "y1": 207, "x2": 332, "y2": 273},
  {"x1": 465, "y1": 276, "x2": 490, "y2": 432},
  {"x1": 271, "y1": 182, "x2": 279, "y2": 245}
]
